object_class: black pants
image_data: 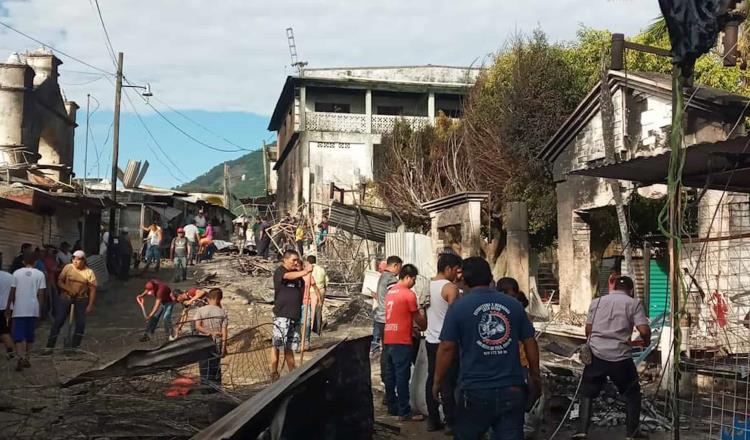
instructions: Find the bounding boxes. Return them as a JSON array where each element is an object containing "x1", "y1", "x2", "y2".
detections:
[
  {"x1": 426, "y1": 341, "x2": 459, "y2": 426},
  {"x1": 118, "y1": 253, "x2": 131, "y2": 280},
  {"x1": 581, "y1": 354, "x2": 641, "y2": 436},
  {"x1": 258, "y1": 238, "x2": 270, "y2": 258},
  {"x1": 47, "y1": 295, "x2": 88, "y2": 349}
]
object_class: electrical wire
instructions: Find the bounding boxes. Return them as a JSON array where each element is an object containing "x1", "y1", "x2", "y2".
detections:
[
  {"x1": 121, "y1": 88, "x2": 189, "y2": 183},
  {"x1": 152, "y1": 96, "x2": 252, "y2": 152},
  {"x1": 0, "y1": 20, "x2": 114, "y2": 76},
  {"x1": 89, "y1": 0, "x2": 118, "y2": 68}
]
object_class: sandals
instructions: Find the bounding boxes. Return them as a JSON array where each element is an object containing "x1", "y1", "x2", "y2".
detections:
[{"x1": 571, "y1": 434, "x2": 587, "y2": 439}]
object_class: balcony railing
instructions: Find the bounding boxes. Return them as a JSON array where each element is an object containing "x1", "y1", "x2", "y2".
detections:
[
  {"x1": 304, "y1": 112, "x2": 434, "y2": 134},
  {"x1": 371, "y1": 115, "x2": 431, "y2": 134},
  {"x1": 306, "y1": 112, "x2": 367, "y2": 133}
]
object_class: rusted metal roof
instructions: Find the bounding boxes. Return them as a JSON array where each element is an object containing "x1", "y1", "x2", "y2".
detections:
[
  {"x1": 568, "y1": 134, "x2": 750, "y2": 192},
  {"x1": 328, "y1": 201, "x2": 399, "y2": 242}
]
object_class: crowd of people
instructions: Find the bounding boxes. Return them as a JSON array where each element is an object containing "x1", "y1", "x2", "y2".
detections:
[
  {"x1": 364, "y1": 254, "x2": 651, "y2": 440},
  {"x1": 235, "y1": 213, "x2": 330, "y2": 259},
  {"x1": 0, "y1": 243, "x2": 97, "y2": 371}
]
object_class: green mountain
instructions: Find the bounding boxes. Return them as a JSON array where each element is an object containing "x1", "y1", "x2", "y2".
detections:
[{"x1": 176, "y1": 149, "x2": 268, "y2": 199}]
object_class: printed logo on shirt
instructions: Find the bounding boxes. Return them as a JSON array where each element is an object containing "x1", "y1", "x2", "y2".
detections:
[{"x1": 474, "y1": 302, "x2": 512, "y2": 355}]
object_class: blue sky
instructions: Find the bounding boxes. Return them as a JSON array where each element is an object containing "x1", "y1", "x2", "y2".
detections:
[{"x1": 0, "y1": 0, "x2": 662, "y2": 188}]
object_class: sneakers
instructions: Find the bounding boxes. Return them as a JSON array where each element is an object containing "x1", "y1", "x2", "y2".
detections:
[
  {"x1": 426, "y1": 421, "x2": 444, "y2": 432},
  {"x1": 139, "y1": 334, "x2": 151, "y2": 342},
  {"x1": 168, "y1": 335, "x2": 177, "y2": 342}
]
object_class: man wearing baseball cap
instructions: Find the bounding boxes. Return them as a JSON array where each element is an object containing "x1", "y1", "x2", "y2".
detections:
[
  {"x1": 170, "y1": 228, "x2": 191, "y2": 282},
  {"x1": 46, "y1": 250, "x2": 97, "y2": 350},
  {"x1": 137, "y1": 279, "x2": 175, "y2": 342}
]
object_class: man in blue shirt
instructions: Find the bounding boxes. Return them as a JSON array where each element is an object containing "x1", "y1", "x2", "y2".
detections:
[{"x1": 433, "y1": 257, "x2": 541, "y2": 440}]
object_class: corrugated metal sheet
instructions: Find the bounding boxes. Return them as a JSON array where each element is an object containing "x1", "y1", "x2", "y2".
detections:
[
  {"x1": 134, "y1": 161, "x2": 149, "y2": 188},
  {"x1": 87, "y1": 254, "x2": 109, "y2": 291},
  {"x1": 123, "y1": 160, "x2": 140, "y2": 188},
  {"x1": 329, "y1": 202, "x2": 398, "y2": 242},
  {"x1": 385, "y1": 232, "x2": 435, "y2": 302},
  {"x1": 0, "y1": 208, "x2": 43, "y2": 270},
  {"x1": 649, "y1": 259, "x2": 670, "y2": 318}
]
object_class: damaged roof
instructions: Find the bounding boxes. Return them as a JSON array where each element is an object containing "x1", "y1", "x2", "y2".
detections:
[{"x1": 537, "y1": 70, "x2": 750, "y2": 163}]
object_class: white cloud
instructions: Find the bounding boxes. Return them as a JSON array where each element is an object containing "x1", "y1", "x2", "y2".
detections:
[{"x1": 0, "y1": 0, "x2": 661, "y2": 114}]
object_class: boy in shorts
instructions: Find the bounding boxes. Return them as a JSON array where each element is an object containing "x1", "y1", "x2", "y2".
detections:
[{"x1": 7, "y1": 253, "x2": 46, "y2": 371}]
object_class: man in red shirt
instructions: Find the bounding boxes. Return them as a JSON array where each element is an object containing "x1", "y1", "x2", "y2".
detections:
[
  {"x1": 383, "y1": 264, "x2": 427, "y2": 421},
  {"x1": 137, "y1": 279, "x2": 175, "y2": 342}
]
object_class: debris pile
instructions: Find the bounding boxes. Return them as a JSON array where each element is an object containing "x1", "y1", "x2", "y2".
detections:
[
  {"x1": 237, "y1": 256, "x2": 275, "y2": 276},
  {"x1": 327, "y1": 296, "x2": 373, "y2": 329}
]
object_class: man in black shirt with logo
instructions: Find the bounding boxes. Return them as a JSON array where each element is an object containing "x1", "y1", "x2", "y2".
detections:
[{"x1": 270, "y1": 249, "x2": 311, "y2": 380}]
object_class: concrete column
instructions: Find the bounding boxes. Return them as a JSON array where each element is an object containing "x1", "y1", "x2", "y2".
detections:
[
  {"x1": 571, "y1": 212, "x2": 593, "y2": 313},
  {"x1": 299, "y1": 86, "x2": 307, "y2": 129},
  {"x1": 461, "y1": 200, "x2": 482, "y2": 257},
  {"x1": 505, "y1": 202, "x2": 530, "y2": 295},
  {"x1": 428, "y1": 92, "x2": 436, "y2": 122},
  {"x1": 365, "y1": 89, "x2": 372, "y2": 133}
]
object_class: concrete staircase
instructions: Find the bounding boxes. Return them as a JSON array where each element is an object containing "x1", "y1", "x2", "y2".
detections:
[{"x1": 537, "y1": 262, "x2": 559, "y2": 304}]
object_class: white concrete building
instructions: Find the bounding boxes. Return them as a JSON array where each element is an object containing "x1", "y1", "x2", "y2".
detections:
[
  {"x1": 539, "y1": 70, "x2": 750, "y2": 316},
  {"x1": 267, "y1": 65, "x2": 480, "y2": 217}
]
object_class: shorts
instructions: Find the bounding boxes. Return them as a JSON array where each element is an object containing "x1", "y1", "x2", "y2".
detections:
[
  {"x1": 0, "y1": 311, "x2": 9, "y2": 335},
  {"x1": 272, "y1": 317, "x2": 301, "y2": 352},
  {"x1": 11, "y1": 317, "x2": 36, "y2": 343}
]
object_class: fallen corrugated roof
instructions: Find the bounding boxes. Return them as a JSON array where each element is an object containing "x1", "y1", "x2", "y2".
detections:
[{"x1": 328, "y1": 202, "x2": 399, "y2": 242}]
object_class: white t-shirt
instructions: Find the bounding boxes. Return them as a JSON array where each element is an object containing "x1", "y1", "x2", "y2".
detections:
[
  {"x1": 194, "y1": 215, "x2": 207, "y2": 228},
  {"x1": 11, "y1": 267, "x2": 46, "y2": 318},
  {"x1": 0, "y1": 271, "x2": 13, "y2": 311},
  {"x1": 183, "y1": 224, "x2": 199, "y2": 242},
  {"x1": 147, "y1": 227, "x2": 162, "y2": 246}
]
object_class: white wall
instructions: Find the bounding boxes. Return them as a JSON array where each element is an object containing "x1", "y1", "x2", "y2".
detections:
[{"x1": 309, "y1": 141, "x2": 372, "y2": 187}]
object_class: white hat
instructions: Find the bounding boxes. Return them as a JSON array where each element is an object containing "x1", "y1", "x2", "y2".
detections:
[{"x1": 73, "y1": 250, "x2": 86, "y2": 259}]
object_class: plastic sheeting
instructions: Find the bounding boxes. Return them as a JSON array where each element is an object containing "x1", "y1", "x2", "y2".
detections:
[{"x1": 659, "y1": 0, "x2": 731, "y2": 73}]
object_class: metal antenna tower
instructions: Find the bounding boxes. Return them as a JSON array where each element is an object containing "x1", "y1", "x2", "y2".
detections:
[{"x1": 286, "y1": 27, "x2": 308, "y2": 75}]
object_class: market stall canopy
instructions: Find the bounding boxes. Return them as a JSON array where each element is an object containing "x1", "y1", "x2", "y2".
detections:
[{"x1": 569, "y1": 135, "x2": 750, "y2": 193}]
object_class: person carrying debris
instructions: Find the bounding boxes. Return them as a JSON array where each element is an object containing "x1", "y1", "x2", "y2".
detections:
[
  {"x1": 174, "y1": 287, "x2": 208, "y2": 336},
  {"x1": 573, "y1": 276, "x2": 651, "y2": 440},
  {"x1": 170, "y1": 228, "x2": 191, "y2": 282},
  {"x1": 425, "y1": 253, "x2": 462, "y2": 433},
  {"x1": 7, "y1": 252, "x2": 46, "y2": 371},
  {"x1": 270, "y1": 249, "x2": 311, "y2": 380},
  {"x1": 372, "y1": 256, "x2": 402, "y2": 357},
  {"x1": 46, "y1": 251, "x2": 97, "y2": 350},
  {"x1": 383, "y1": 264, "x2": 427, "y2": 421},
  {"x1": 138, "y1": 279, "x2": 175, "y2": 342},
  {"x1": 142, "y1": 221, "x2": 163, "y2": 273},
  {"x1": 194, "y1": 288, "x2": 228, "y2": 388},
  {"x1": 434, "y1": 257, "x2": 540, "y2": 440}
]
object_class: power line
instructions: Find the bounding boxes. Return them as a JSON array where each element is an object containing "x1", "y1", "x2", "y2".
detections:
[
  {"x1": 139, "y1": 95, "x2": 248, "y2": 153},
  {"x1": 152, "y1": 96, "x2": 252, "y2": 151},
  {"x1": 89, "y1": 0, "x2": 118, "y2": 68},
  {"x1": 121, "y1": 88, "x2": 189, "y2": 183},
  {"x1": 0, "y1": 20, "x2": 114, "y2": 76}
]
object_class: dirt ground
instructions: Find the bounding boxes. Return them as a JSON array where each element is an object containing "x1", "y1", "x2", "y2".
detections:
[{"x1": 0, "y1": 254, "x2": 705, "y2": 439}]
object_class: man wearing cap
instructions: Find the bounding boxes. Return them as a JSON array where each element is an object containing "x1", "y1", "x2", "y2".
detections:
[
  {"x1": 170, "y1": 228, "x2": 191, "y2": 282},
  {"x1": 46, "y1": 250, "x2": 97, "y2": 350},
  {"x1": 138, "y1": 279, "x2": 175, "y2": 342}
]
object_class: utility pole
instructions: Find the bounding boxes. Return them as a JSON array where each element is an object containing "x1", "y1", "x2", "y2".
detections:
[
  {"x1": 84, "y1": 93, "x2": 90, "y2": 193},
  {"x1": 262, "y1": 140, "x2": 269, "y2": 195},
  {"x1": 223, "y1": 162, "x2": 231, "y2": 212},
  {"x1": 108, "y1": 52, "x2": 123, "y2": 259}
]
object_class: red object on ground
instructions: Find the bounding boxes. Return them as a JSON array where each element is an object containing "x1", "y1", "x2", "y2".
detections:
[{"x1": 164, "y1": 375, "x2": 197, "y2": 397}]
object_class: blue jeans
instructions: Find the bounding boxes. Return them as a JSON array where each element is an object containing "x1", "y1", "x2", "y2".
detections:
[
  {"x1": 173, "y1": 256, "x2": 187, "y2": 281},
  {"x1": 145, "y1": 244, "x2": 161, "y2": 270},
  {"x1": 46, "y1": 294, "x2": 88, "y2": 348},
  {"x1": 371, "y1": 321, "x2": 385, "y2": 354},
  {"x1": 383, "y1": 344, "x2": 413, "y2": 417},
  {"x1": 145, "y1": 302, "x2": 174, "y2": 337},
  {"x1": 454, "y1": 386, "x2": 527, "y2": 440}
]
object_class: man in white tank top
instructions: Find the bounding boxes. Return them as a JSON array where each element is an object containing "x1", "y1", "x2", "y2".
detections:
[{"x1": 425, "y1": 253, "x2": 462, "y2": 433}]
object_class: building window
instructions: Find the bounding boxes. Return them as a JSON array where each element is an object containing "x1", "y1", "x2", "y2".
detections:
[
  {"x1": 315, "y1": 102, "x2": 351, "y2": 113},
  {"x1": 377, "y1": 106, "x2": 403, "y2": 116}
]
